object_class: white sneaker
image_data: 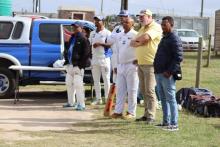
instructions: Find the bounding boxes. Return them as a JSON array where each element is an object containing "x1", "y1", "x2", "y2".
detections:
[
  {"x1": 178, "y1": 104, "x2": 182, "y2": 111},
  {"x1": 91, "y1": 99, "x2": 103, "y2": 105},
  {"x1": 63, "y1": 103, "x2": 75, "y2": 108},
  {"x1": 162, "y1": 125, "x2": 179, "y2": 131},
  {"x1": 140, "y1": 100, "x2": 144, "y2": 105}
]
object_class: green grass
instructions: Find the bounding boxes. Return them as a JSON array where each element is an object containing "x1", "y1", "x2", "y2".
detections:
[
  {"x1": 0, "y1": 52, "x2": 220, "y2": 147},
  {"x1": 177, "y1": 51, "x2": 220, "y2": 96},
  {"x1": 1, "y1": 109, "x2": 220, "y2": 147}
]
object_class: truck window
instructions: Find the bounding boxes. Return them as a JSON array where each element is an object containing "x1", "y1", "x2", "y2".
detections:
[
  {"x1": 0, "y1": 22, "x2": 13, "y2": 39},
  {"x1": 39, "y1": 23, "x2": 60, "y2": 44},
  {"x1": 12, "y1": 22, "x2": 24, "y2": 39}
]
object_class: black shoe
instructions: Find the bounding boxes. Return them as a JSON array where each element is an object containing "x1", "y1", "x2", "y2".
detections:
[
  {"x1": 146, "y1": 118, "x2": 155, "y2": 124},
  {"x1": 155, "y1": 123, "x2": 169, "y2": 128},
  {"x1": 162, "y1": 125, "x2": 179, "y2": 131},
  {"x1": 135, "y1": 116, "x2": 147, "y2": 122}
]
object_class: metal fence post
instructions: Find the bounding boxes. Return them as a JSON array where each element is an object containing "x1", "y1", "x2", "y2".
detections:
[
  {"x1": 195, "y1": 37, "x2": 203, "y2": 88},
  {"x1": 205, "y1": 34, "x2": 212, "y2": 67}
]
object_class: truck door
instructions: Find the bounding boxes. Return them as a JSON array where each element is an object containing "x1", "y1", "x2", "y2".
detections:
[{"x1": 30, "y1": 21, "x2": 65, "y2": 81}]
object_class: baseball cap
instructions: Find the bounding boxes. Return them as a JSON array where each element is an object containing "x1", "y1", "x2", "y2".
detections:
[
  {"x1": 71, "y1": 21, "x2": 83, "y2": 27},
  {"x1": 82, "y1": 22, "x2": 94, "y2": 31},
  {"x1": 94, "y1": 15, "x2": 105, "y2": 21},
  {"x1": 117, "y1": 10, "x2": 129, "y2": 17},
  {"x1": 136, "y1": 9, "x2": 153, "y2": 17}
]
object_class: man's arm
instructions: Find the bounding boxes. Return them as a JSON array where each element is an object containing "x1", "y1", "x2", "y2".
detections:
[
  {"x1": 93, "y1": 42, "x2": 111, "y2": 48},
  {"x1": 166, "y1": 35, "x2": 183, "y2": 77},
  {"x1": 135, "y1": 33, "x2": 151, "y2": 44},
  {"x1": 130, "y1": 33, "x2": 151, "y2": 47},
  {"x1": 63, "y1": 37, "x2": 72, "y2": 65},
  {"x1": 93, "y1": 31, "x2": 112, "y2": 48},
  {"x1": 80, "y1": 37, "x2": 91, "y2": 68}
]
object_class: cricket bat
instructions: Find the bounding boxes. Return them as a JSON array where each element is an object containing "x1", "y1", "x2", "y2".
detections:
[{"x1": 103, "y1": 83, "x2": 116, "y2": 117}]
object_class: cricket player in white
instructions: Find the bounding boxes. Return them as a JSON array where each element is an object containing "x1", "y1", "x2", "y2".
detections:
[
  {"x1": 89, "y1": 15, "x2": 112, "y2": 105},
  {"x1": 111, "y1": 17, "x2": 139, "y2": 119},
  {"x1": 108, "y1": 10, "x2": 129, "y2": 83}
]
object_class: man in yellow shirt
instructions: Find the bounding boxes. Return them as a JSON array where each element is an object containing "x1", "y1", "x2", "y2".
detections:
[{"x1": 131, "y1": 9, "x2": 162, "y2": 124}]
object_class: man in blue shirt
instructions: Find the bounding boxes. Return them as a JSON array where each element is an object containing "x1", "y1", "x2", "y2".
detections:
[
  {"x1": 154, "y1": 16, "x2": 183, "y2": 131},
  {"x1": 63, "y1": 21, "x2": 90, "y2": 110}
]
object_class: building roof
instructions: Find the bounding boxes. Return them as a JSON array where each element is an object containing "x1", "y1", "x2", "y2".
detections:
[
  {"x1": 14, "y1": 12, "x2": 58, "y2": 18},
  {"x1": 58, "y1": 6, "x2": 95, "y2": 12}
]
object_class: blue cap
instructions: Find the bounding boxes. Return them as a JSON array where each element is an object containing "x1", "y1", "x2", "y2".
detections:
[
  {"x1": 72, "y1": 21, "x2": 83, "y2": 27},
  {"x1": 118, "y1": 10, "x2": 129, "y2": 17},
  {"x1": 82, "y1": 22, "x2": 94, "y2": 30},
  {"x1": 94, "y1": 15, "x2": 105, "y2": 21}
]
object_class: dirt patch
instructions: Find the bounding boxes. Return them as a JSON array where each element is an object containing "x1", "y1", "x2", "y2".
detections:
[
  {"x1": 0, "y1": 98, "x2": 96, "y2": 132},
  {"x1": 0, "y1": 86, "x2": 100, "y2": 142},
  {"x1": 1, "y1": 131, "x2": 53, "y2": 141}
]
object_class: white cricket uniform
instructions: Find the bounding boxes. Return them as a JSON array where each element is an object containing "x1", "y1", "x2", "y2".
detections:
[
  {"x1": 89, "y1": 28, "x2": 111, "y2": 101},
  {"x1": 114, "y1": 29, "x2": 139, "y2": 116},
  {"x1": 65, "y1": 65, "x2": 85, "y2": 107},
  {"x1": 107, "y1": 25, "x2": 124, "y2": 83}
]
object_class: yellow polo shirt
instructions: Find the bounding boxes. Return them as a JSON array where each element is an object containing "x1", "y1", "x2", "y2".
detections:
[{"x1": 135, "y1": 21, "x2": 162, "y2": 65}]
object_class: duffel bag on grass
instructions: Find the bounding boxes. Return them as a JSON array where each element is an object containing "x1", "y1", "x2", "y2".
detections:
[
  {"x1": 190, "y1": 95, "x2": 220, "y2": 117},
  {"x1": 176, "y1": 87, "x2": 213, "y2": 109}
]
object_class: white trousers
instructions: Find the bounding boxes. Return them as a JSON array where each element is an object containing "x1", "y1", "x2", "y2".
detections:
[
  {"x1": 91, "y1": 57, "x2": 111, "y2": 100},
  {"x1": 114, "y1": 63, "x2": 139, "y2": 116},
  {"x1": 65, "y1": 65, "x2": 85, "y2": 107}
]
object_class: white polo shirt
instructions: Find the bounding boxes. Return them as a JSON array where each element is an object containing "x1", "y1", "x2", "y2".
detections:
[
  {"x1": 116, "y1": 29, "x2": 137, "y2": 64},
  {"x1": 89, "y1": 28, "x2": 111, "y2": 59},
  {"x1": 107, "y1": 25, "x2": 124, "y2": 68}
]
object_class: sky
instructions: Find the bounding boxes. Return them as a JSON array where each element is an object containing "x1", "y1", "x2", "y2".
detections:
[{"x1": 12, "y1": 0, "x2": 219, "y2": 17}]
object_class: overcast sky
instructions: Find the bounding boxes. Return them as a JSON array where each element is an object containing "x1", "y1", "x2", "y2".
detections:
[{"x1": 13, "y1": 0, "x2": 219, "y2": 16}]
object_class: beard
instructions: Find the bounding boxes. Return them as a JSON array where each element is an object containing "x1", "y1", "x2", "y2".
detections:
[{"x1": 140, "y1": 20, "x2": 149, "y2": 26}]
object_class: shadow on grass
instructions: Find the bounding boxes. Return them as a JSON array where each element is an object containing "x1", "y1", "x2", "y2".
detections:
[
  {"x1": 3, "y1": 89, "x2": 95, "y2": 100},
  {"x1": 53, "y1": 127, "x2": 126, "y2": 135},
  {"x1": 19, "y1": 91, "x2": 67, "y2": 99},
  {"x1": 20, "y1": 89, "x2": 94, "y2": 99},
  {"x1": 213, "y1": 125, "x2": 220, "y2": 130},
  {"x1": 72, "y1": 120, "x2": 131, "y2": 128},
  {"x1": 51, "y1": 119, "x2": 156, "y2": 135}
]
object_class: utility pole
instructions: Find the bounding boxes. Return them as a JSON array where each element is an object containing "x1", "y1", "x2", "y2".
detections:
[
  {"x1": 39, "y1": 0, "x2": 41, "y2": 13},
  {"x1": 101, "y1": 0, "x2": 103, "y2": 15},
  {"x1": 33, "y1": 0, "x2": 35, "y2": 13},
  {"x1": 121, "y1": 0, "x2": 128, "y2": 10},
  {"x1": 124, "y1": 0, "x2": 128, "y2": 10},
  {"x1": 120, "y1": 0, "x2": 124, "y2": 10},
  {"x1": 200, "y1": 0, "x2": 204, "y2": 17},
  {"x1": 35, "y1": 0, "x2": 38, "y2": 13},
  {"x1": 33, "y1": 0, "x2": 40, "y2": 13}
]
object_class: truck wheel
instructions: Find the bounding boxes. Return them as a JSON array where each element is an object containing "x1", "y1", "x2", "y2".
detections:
[{"x1": 0, "y1": 68, "x2": 15, "y2": 98}]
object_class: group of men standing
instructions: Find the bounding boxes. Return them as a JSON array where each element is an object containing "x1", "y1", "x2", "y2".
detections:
[{"x1": 63, "y1": 9, "x2": 183, "y2": 131}]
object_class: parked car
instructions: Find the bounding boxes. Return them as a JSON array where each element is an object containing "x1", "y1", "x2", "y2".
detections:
[{"x1": 174, "y1": 29, "x2": 206, "y2": 51}]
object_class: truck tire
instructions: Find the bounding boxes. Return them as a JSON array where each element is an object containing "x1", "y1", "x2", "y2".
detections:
[{"x1": 0, "y1": 68, "x2": 15, "y2": 98}]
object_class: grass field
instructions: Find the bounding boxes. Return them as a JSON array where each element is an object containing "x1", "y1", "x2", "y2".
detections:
[
  {"x1": 177, "y1": 51, "x2": 220, "y2": 96},
  {"x1": 0, "y1": 52, "x2": 220, "y2": 147}
]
